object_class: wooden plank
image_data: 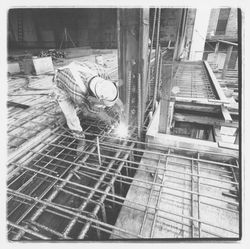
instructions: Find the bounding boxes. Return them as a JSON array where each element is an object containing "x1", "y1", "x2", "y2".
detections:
[
  {"x1": 146, "y1": 133, "x2": 238, "y2": 160},
  {"x1": 8, "y1": 128, "x2": 54, "y2": 164},
  {"x1": 175, "y1": 96, "x2": 228, "y2": 105},
  {"x1": 218, "y1": 39, "x2": 238, "y2": 47},
  {"x1": 158, "y1": 63, "x2": 174, "y2": 133},
  {"x1": 175, "y1": 102, "x2": 221, "y2": 114},
  {"x1": 218, "y1": 141, "x2": 239, "y2": 150},
  {"x1": 203, "y1": 61, "x2": 227, "y2": 102},
  {"x1": 174, "y1": 113, "x2": 238, "y2": 128}
]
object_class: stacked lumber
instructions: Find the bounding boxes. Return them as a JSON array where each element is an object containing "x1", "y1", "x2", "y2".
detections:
[{"x1": 7, "y1": 74, "x2": 62, "y2": 156}]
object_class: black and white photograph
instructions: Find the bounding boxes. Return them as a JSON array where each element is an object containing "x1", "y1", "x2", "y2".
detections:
[{"x1": 3, "y1": 1, "x2": 246, "y2": 244}]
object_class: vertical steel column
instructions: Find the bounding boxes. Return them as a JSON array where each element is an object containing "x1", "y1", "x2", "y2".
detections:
[
  {"x1": 146, "y1": 8, "x2": 157, "y2": 100},
  {"x1": 152, "y1": 8, "x2": 161, "y2": 112},
  {"x1": 139, "y1": 9, "x2": 150, "y2": 133},
  {"x1": 117, "y1": 9, "x2": 149, "y2": 138}
]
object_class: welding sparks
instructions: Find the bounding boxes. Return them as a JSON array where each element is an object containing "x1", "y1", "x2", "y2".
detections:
[{"x1": 115, "y1": 122, "x2": 128, "y2": 138}]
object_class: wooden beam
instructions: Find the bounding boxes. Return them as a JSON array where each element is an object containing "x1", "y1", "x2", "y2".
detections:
[
  {"x1": 203, "y1": 61, "x2": 227, "y2": 102},
  {"x1": 175, "y1": 102, "x2": 221, "y2": 114},
  {"x1": 158, "y1": 63, "x2": 173, "y2": 133},
  {"x1": 218, "y1": 39, "x2": 238, "y2": 47},
  {"x1": 8, "y1": 128, "x2": 55, "y2": 165},
  {"x1": 175, "y1": 96, "x2": 228, "y2": 105},
  {"x1": 146, "y1": 133, "x2": 238, "y2": 160},
  {"x1": 174, "y1": 113, "x2": 238, "y2": 128}
]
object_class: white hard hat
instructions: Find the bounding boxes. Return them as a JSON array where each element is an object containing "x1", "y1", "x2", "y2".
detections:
[{"x1": 89, "y1": 77, "x2": 118, "y2": 106}]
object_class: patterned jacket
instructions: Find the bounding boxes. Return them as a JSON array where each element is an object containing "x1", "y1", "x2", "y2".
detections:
[{"x1": 55, "y1": 61, "x2": 111, "y2": 113}]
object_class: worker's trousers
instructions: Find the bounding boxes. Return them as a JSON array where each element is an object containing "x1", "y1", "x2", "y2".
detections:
[{"x1": 54, "y1": 87, "x2": 83, "y2": 135}]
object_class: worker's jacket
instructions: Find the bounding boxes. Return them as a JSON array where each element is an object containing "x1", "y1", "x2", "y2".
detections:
[{"x1": 55, "y1": 61, "x2": 112, "y2": 113}]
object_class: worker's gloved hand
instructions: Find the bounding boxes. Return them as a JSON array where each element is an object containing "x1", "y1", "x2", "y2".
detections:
[
  {"x1": 80, "y1": 105, "x2": 114, "y2": 127},
  {"x1": 76, "y1": 139, "x2": 86, "y2": 156},
  {"x1": 86, "y1": 96, "x2": 105, "y2": 113},
  {"x1": 105, "y1": 98, "x2": 124, "y2": 123},
  {"x1": 96, "y1": 109, "x2": 114, "y2": 127}
]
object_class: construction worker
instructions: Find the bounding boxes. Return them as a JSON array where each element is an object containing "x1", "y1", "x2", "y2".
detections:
[{"x1": 54, "y1": 59, "x2": 124, "y2": 153}]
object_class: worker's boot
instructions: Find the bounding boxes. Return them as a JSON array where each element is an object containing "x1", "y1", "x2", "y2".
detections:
[
  {"x1": 76, "y1": 139, "x2": 86, "y2": 156},
  {"x1": 72, "y1": 131, "x2": 86, "y2": 156}
]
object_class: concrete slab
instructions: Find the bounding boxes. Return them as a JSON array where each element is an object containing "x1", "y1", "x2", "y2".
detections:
[{"x1": 111, "y1": 151, "x2": 239, "y2": 239}]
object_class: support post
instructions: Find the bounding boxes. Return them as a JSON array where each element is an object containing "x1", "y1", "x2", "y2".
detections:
[
  {"x1": 214, "y1": 42, "x2": 220, "y2": 54},
  {"x1": 222, "y1": 45, "x2": 233, "y2": 79},
  {"x1": 189, "y1": 8, "x2": 211, "y2": 61},
  {"x1": 158, "y1": 63, "x2": 173, "y2": 133}
]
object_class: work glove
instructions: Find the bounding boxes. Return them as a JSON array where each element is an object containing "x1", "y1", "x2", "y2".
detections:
[
  {"x1": 86, "y1": 96, "x2": 105, "y2": 113},
  {"x1": 96, "y1": 109, "x2": 114, "y2": 127},
  {"x1": 105, "y1": 98, "x2": 124, "y2": 123},
  {"x1": 80, "y1": 105, "x2": 114, "y2": 127}
]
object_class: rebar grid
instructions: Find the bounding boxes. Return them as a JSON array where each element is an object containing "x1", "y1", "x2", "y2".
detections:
[
  {"x1": 173, "y1": 62, "x2": 218, "y2": 99},
  {"x1": 7, "y1": 119, "x2": 239, "y2": 240}
]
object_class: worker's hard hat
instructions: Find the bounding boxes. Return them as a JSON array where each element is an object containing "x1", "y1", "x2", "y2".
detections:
[{"x1": 89, "y1": 77, "x2": 118, "y2": 106}]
